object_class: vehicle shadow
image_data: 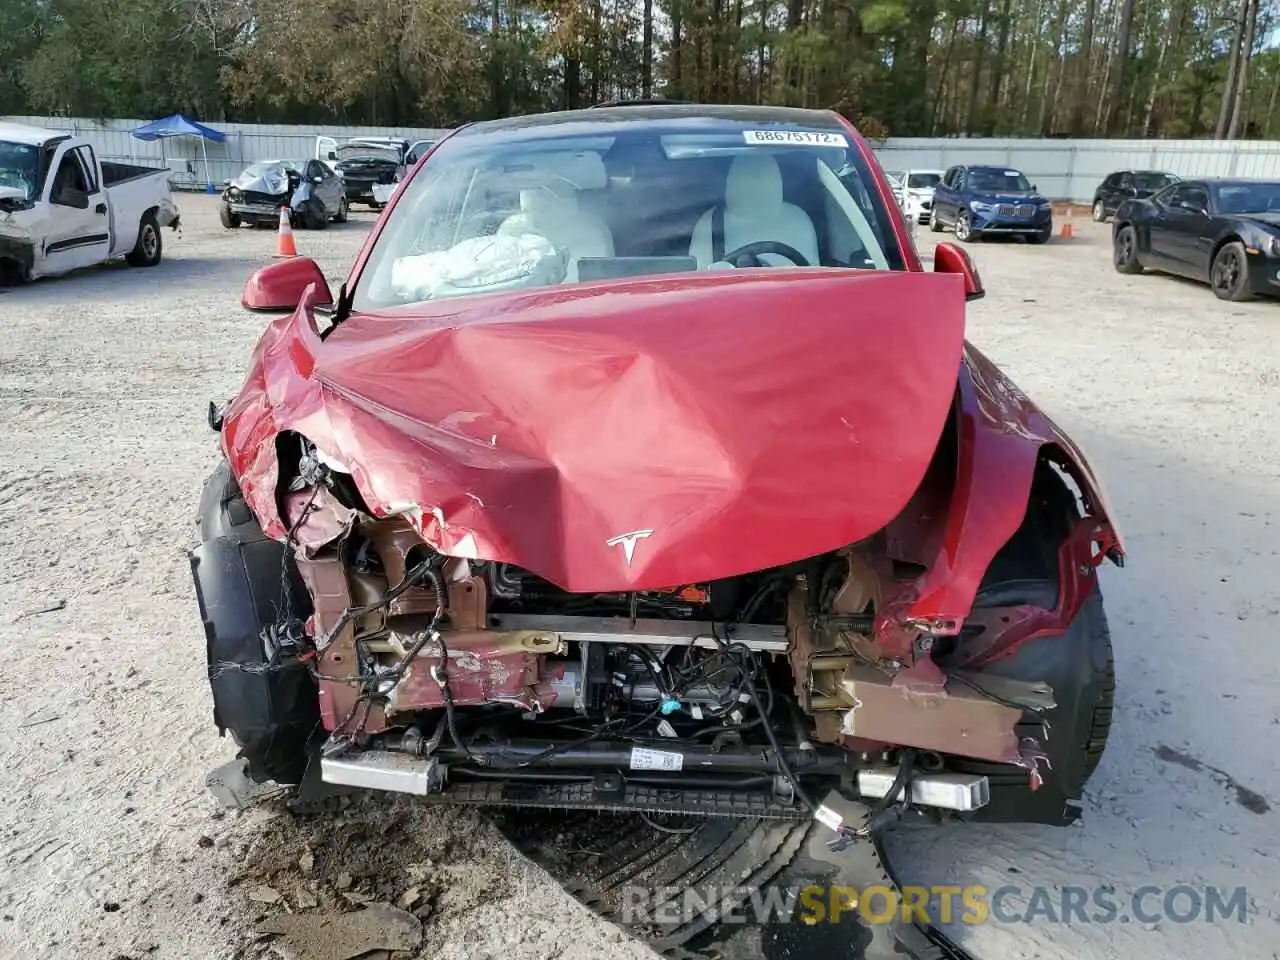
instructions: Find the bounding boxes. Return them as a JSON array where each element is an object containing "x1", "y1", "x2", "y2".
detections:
[
  {"x1": 882, "y1": 420, "x2": 1280, "y2": 957},
  {"x1": 0, "y1": 257, "x2": 267, "y2": 304}
]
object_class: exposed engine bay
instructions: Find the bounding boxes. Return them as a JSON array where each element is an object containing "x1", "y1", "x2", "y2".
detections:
[{"x1": 194, "y1": 421, "x2": 1112, "y2": 835}]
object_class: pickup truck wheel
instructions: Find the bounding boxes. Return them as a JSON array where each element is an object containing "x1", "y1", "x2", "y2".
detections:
[
  {"x1": 219, "y1": 205, "x2": 241, "y2": 229},
  {"x1": 954, "y1": 210, "x2": 979, "y2": 242},
  {"x1": 125, "y1": 212, "x2": 163, "y2": 267}
]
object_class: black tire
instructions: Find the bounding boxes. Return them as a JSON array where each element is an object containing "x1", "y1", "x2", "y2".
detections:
[
  {"x1": 125, "y1": 212, "x2": 163, "y2": 267},
  {"x1": 307, "y1": 199, "x2": 329, "y2": 231},
  {"x1": 1027, "y1": 226, "x2": 1051, "y2": 245},
  {"x1": 954, "y1": 210, "x2": 979, "y2": 242},
  {"x1": 333, "y1": 198, "x2": 349, "y2": 223},
  {"x1": 189, "y1": 462, "x2": 319, "y2": 785},
  {"x1": 219, "y1": 204, "x2": 241, "y2": 229},
  {"x1": 494, "y1": 808, "x2": 922, "y2": 960},
  {"x1": 928, "y1": 209, "x2": 945, "y2": 233},
  {"x1": 1113, "y1": 224, "x2": 1144, "y2": 274},
  {"x1": 1210, "y1": 240, "x2": 1254, "y2": 302},
  {"x1": 950, "y1": 462, "x2": 1116, "y2": 825},
  {"x1": 1092, "y1": 199, "x2": 1107, "y2": 223}
]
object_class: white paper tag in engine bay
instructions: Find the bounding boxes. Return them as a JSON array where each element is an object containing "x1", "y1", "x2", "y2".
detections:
[
  {"x1": 743, "y1": 129, "x2": 849, "y2": 148},
  {"x1": 630, "y1": 747, "x2": 683, "y2": 772}
]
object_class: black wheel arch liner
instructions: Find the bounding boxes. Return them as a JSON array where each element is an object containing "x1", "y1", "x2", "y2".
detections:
[{"x1": 0, "y1": 236, "x2": 35, "y2": 281}]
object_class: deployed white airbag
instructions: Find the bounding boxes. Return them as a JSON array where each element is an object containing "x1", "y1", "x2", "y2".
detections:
[{"x1": 390, "y1": 233, "x2": 567, "y2": 301}]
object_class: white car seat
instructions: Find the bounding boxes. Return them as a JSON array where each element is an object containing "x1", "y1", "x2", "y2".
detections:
[
  {"x1": 689, "y1": 153, "x2": 821, "y2": 269},
  {"x1": 498, "y1": 188, "x2": 614, "y2": 283}
]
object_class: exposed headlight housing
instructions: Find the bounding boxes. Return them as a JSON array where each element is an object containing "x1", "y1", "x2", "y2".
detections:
[{"x1": 970, "y1": 200, "x2": 994, "y2": 212}]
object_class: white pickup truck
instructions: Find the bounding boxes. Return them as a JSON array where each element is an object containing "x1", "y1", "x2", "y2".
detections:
[{"x1": 0, "y1": 122, "x2": 181, "y2": 283}]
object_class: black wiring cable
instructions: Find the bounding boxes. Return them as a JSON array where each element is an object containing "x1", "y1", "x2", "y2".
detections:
[{"x1": 946, "y1": 670, "x2": 1049, "y2": 714}]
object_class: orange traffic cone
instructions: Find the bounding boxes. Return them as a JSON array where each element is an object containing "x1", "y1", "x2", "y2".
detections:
[
  {"x1": 274, "y1": 206, "x2": 298, "y2": 258},
  {"x1": 1058, "y1": 204, "x2": 1075, "y2": 239}
]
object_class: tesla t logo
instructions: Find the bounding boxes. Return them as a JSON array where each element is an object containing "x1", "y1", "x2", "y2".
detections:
[{"x1": 606, "y1": 529, "x2": 654, "y2": 567}]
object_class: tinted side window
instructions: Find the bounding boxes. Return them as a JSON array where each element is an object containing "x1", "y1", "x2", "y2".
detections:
[
  {"x1": 1104, "y1": 173, "x2": 1120, "y2": 188},
  {"x1": 1169, "y1": 184, "x2": 1208, "y2": 210}
]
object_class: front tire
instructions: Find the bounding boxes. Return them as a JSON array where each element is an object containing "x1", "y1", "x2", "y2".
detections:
[
  {"x1": 1113, "y1": 224, "x2": 1144, "y2": 274},
  {"x1": 951, "y1": 462, "x2": 1116, "y2": 824},
  {"x1": 1210, "y1": 240, "x2": 1254, "y2": 301},
  {"x1": 333, "y1": 198, "x2": 349, "y2": 223},
  {"x1": 954, "y1": 210, "x2": 979, "y2": 243},
  {"x1": 125, "y1": 212, "x2": 163, "y2": 267},
  {"x1": 1027, "y1": 226, "x2": 1051, "y2": 245},
  {"x1": 1092, "y1": 200, "x2": 1107, "y2": 223},
  {"x1": 219, "y1": 205, "x2": 241, "y2": 229},
  {"x1": 928, "y1": 210, "x2": 945, "y2": 233},
  {"x1": 190, "y1": 463, "x2": 319, "y2": 785}
]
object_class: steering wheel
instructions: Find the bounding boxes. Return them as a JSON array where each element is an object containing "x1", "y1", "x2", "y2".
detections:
[{"x1": 720, "y1": 241, "x2": 812, "y2": 268}]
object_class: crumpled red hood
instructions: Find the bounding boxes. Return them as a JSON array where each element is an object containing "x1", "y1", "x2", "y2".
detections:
[{"x1": 222, "y1": 269, "x2": 968, "y2": 592}]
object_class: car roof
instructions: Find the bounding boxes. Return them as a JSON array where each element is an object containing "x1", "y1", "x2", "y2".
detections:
[
  {"x1": 0, "y1": 121, "x2": 65, "y2": 146},
  {"x1": 966, "y1": 164, "x2": 1023, "y2": 172},
  {"x1": 1193, "y1": 177, "x2": 1280, "y2": 186},
  {"x1": 453, "y1": 103, "x2": 848, "y2": 142}
]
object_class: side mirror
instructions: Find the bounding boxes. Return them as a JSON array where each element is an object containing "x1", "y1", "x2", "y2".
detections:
[
  {"x1": 1178, "y1": 201, "x2": 1206, "y2": 215},
  {"x1": 327, "y1": 151, "x2": 337, "y2": 161},
  {"x1": 1032, "y1": 183, "x2": 1038, "y2": 192},
  {"x1": 222, "y1": 178, "x2": 232, "y2": 187},
  {"x1": 242, "y1": 257, "x2": 333, "y2": 312},
  {"x1": 933, "y1": 241, "x2": 985, "y2": 302},
  {"x1": 312, "y1": 176, "x2": 323, "y2": 184},
  {"x1": 55, "y1": 188, "x2": 89, "y2": 209},
  {"x1": 405, "y1": 153, "x2": 419, "y2": 166}
]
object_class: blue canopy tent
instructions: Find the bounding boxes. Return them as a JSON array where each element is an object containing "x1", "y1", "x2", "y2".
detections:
[{"x1": 131, "y1": 114, "x2": 227, "y2": 193}]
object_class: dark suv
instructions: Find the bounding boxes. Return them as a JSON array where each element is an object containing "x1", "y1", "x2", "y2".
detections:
[{"x1": 1092, "y1": 170, "x2": 1179, "y2": 223}]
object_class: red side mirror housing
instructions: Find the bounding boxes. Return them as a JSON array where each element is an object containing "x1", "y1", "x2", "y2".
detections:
[
  {"x1": 932, "y1": 242, "x2": 985, "y2": 302},
  {"x1": 242, "y1": 258, "x2": 334, "y2": 312}
]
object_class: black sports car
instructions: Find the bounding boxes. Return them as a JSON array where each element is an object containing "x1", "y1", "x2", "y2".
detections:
[
  {"x1": 1091, "y1": 169, "x2": 1178, "y2": 223},
  {"x1": 1112, "y1": 178, "x2": 1280, "y2": 301}
]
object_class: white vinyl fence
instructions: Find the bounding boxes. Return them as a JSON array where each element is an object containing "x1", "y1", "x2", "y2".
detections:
[
  {"x1": 871, "y1": 137, "x2": 1280, "y2": 202},
  {"x1": 6, "y1": 115, "x2": 1280, "y2": 202},
  {"x1": 0, "y1": 116, "x2": 451, "y2": 191}
]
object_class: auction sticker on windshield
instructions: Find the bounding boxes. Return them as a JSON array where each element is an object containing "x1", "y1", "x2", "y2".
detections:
[{"x1": 743, "y1": 130, "x2": 849, "y2": 147}]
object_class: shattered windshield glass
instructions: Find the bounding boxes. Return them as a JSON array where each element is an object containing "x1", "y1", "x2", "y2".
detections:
[
  {"x1": 353, "y1": 120, "x2": 904, "y2": 310},
  {"x1": 0, "y1": 141, "x2": 39, "y2": 201}
]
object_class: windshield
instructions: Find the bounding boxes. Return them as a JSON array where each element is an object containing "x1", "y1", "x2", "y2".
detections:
[
  {"x1": 354, "y1": 119, "x2": 904, "y2": 310},
  {"x1": 1215, "y1": 182, "x2": 1280, "y2": 214},
  {"x1": 968, "y1": 168, "x2": 1033, "y2": 193},
  {"x1": 337, "y1": 143, "x2": 402, "y2": 164},
  {"x1": 0, "y1": 140, "x2": 39, "y2": 200},
  {"x1": 906, "y1": 172, "x2": 942, "y2": 189},
  {"x1": 1135, "y1": 172, "x2": 1176, "y2": 191}
]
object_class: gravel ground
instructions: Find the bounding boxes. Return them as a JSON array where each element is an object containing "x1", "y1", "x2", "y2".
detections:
[{"x1": 0, "y1": 197, "x2": 1276, "y2": 959}]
